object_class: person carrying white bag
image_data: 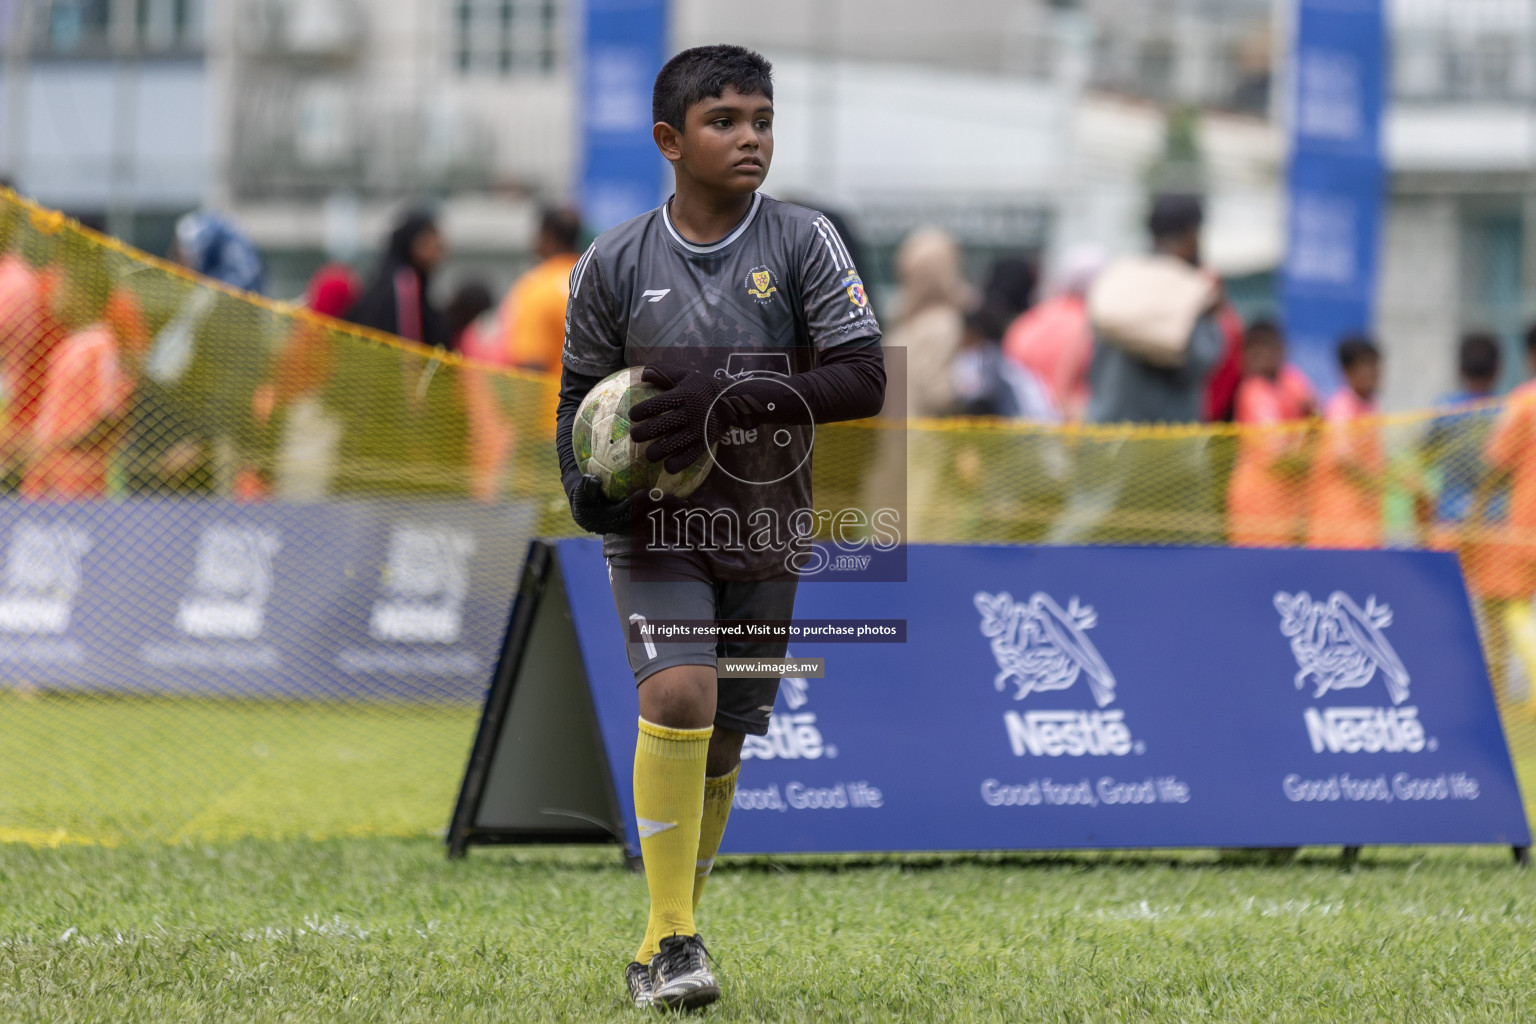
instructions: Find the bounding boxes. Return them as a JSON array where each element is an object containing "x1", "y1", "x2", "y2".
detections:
[
  {"x1": 1049, "y1": 195, "x2": 1229, "y2": 546},
  {"x1": 1084, "y1": 194, "x2": 1226, "y2": 425}
]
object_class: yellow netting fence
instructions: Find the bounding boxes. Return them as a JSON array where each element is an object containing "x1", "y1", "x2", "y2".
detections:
[{"x1": 0, "y1": 192, "x2": 1531, "y2": 846}]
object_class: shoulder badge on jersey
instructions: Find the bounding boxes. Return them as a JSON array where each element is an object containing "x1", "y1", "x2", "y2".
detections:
[
  {"x1": 840, "y1": 271, "x2": 868, "y2": 309},
  {"x1": 746, "y1": 265, "x2": 779, "y2": 304}
]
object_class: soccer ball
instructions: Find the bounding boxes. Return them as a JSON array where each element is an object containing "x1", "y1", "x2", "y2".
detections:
[{"x1": 573, "y1": 366, "x2": 714, "y2": 500}]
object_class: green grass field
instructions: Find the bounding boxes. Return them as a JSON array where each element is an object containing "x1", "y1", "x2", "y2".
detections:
[
  {"x1": 0, "y1": 692, "x2": 477, "y2": 845},
  {"x1": 6, "y1": 693, "x2": 1536, "y2": 1020},
  {"x1": 8, "y1": 689, "x2": 1535, "y2": 849},
  {"x1": 3, "y1": 840, "x2": 1534, "y2": 1022}
]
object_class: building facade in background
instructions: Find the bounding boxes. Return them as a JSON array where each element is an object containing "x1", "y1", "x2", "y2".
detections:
[
  {"x1": 214, "y1": 0, "x2": 571, "y2": 296},
  {"x1": 0, "y1": 0, "x2": 1280, "y2": 300},
  {"x1": 0, "y1": 0, "x2": 1530, "y2": 408},
  {"x1": 1378, "y1": 0, "x2": 1536, "y2": 409},
  {"x1": 0, "y1": 0, "x2": 211, "y2": 255}
]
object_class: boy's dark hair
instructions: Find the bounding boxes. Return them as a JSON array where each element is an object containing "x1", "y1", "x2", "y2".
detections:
[
  {"x1": 652, "y1": 45, "x2": 773, "y2": 131},
  {"x1": 1525, "y1": 321, "x2": 1536, "y2": 354},
  {"x1": 539, "y1": 206, "x2": 582, "y2": 253},
  {"x1": 1244, "y1": 317, "x2": 1282, "y2": 347},
  {"x1": 1458, "y1": 331, "x2": 1502, "y2": 382},
  {"x1": 1337, "y1": 333, "x2": 1380, "y2": 370}
]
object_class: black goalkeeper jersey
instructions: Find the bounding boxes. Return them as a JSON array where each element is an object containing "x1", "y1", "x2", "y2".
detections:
[{"x1": 561, "y1": 193, "x2": 883, "y2": 578}]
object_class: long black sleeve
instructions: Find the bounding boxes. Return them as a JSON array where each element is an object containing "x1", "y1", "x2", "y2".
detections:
[
  {"x1": 555, "y1": 365, "x2": 604, "y2": 500},
  {"x1": 727, "y1": 340, "x2": 887, "y2": 428}
]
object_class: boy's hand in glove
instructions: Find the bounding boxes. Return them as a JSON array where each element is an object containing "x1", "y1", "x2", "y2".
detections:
[
  {"x1": 630, "y1": 363, "x2": 785, "y2": 473},
  {"x1": 567, "y1": 473, "x2": 633, "y2": 534},
  {"x1": 628, "y1": 364, "x2": 734, "y2": 473}
]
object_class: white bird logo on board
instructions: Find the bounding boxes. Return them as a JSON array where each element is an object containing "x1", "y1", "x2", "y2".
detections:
[
  {"x1": 1274, "y1": 591, "x2": 1411, "y2": 705},
  {"x1": 973, "y1": 591, "x2": 1117, "y2": 708}
]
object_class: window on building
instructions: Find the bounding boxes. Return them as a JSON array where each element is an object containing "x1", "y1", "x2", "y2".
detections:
[
  {"x1": 1136, "y1": 38, "x2": 1175, "y2": 102},
  {"x1": 453, "y1": 0, "x2": 561, "y2": 76},
  {"x1": 1469, "y1": 35, "x2": 1517, "y2": 99},
  {"x1": 31, "y1": 0, "x2": 201, "y2": 55},
  {"x1": 136, "y1": 0, "x2": 202, "y2": 52},
  {"x1": 1460, "y1": 211, "x2": 1526, "y2": 394},
  {"x1": 37, "y1": 0, "x2": 111, "y2": 52},
  {"x1": 1406, "y1": 27, "x2": 1535, "y2": 102},
  {"x1": 1393, "y1": 33, "x2": 1441, "y2": 99}
]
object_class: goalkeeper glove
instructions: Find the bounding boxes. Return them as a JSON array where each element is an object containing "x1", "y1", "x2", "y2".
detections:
[
  {"x1": 567, "y1": 473, "x2": 633, "y2": 535},
  {"x1": 630, "y1": 364, "x2": 781, "y2": 473}
]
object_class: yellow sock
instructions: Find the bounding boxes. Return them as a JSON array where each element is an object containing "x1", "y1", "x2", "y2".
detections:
[
  {"x1": 633, "y1": 718, "x2": 710, "y2": 965},
  {"x1": 694, "y1": 764, "x2": 740, "y2": 909},
  {"x1": 1501, "y1": 600, "x2": 1536, "y2": 707}
]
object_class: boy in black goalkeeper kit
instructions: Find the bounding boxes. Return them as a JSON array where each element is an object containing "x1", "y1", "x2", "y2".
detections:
[{"x1": 554, "y1": 45, "x2": 886, "y2": 1010}]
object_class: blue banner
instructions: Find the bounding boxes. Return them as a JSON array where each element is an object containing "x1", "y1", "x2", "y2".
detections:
[
  {"x1": 0, "y1": 499, "x2": 535, "y2": 700},
  {"x1": 1281, "y1": 0, "x2": 1387, "y2": 395},
  {"x1": 557, "y1": 539, "x2": 1529, "y2": 855},
  {"x1": 578, "y1": 0, "x2": 670, "y2": 233}
]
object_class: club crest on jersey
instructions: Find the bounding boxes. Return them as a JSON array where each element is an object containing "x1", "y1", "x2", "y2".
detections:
[
  {"x1": 841, "y1": 271, "x2": 868, "y2": 309},
  {"x1": 746, "y1": 266, "x2": 779, "y2": 303}
]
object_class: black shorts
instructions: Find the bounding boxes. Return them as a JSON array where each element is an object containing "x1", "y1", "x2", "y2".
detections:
[{"x1": 606, "y1": 550, "x2": 798, "y2": 736}]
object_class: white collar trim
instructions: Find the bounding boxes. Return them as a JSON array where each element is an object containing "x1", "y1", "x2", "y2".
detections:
[{"x1": 662, "y1": 193, "x2": 762, "y2": 254}]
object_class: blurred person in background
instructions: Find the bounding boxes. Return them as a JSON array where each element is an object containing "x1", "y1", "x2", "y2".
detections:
[
  {"x1": 1085, "y1": 194, "x2": 1226, "y2": 425},
  {"x1": 447, "y1": 281, "x2": 497, "y2": 359},
  {"x1": 501, "y1": 207, "x2": 582, "y2": 443},
  {"x1": 308, "y1": 265, "x2": 362, "y2": 319},
  {"x1": 952, "y1": 304, "x2": 1058, "y2": 421},
  {"x1": 264, "y1": 264, "x2": 359, "y2": 413},
  {"x1": 128, "y1": 211, "x2": 270, "y2": 497},
  {"x1": 1226, "y1": 319, "x2": 1315, "y2": 547},
  {"x1": 1231, "y1": 320, "x2": 1316, "y2": 426},
  {"x1": 330, "y1": 211, "x2": 467, "y2": 496},
  {"x1": 964, "y1": 257, "x2": 1038, "y2": 410},
  {"x1": 1423, "y1": 332, "x2": 1503, "y2": 531},
  {"x1": 980, "y1": 256, "x2": 1035, "y2": 327},
  {"x1": 346, "y1": 210, "x2": 448, "y2": 347},
  {"x1": 172, "y1": 211, "x2": 266, "y2": 294},
  {"x1": 1003, "y1": 245, "x2": 1103, "y2": 421},
  {"x1": 886, "y1": 226, "x2": 970, "y2": 418},
  {"x1": 503, "y1": 206, "x2": 582, "y2": 373},
  {"x1": 1049, "y1": 196, "x2": 1226, "y2": 544},
  {"x1": 257, "y1": 264, "x2": 361, "y2": 500},
  {"x1": 1306, "y1": 335, "x2": 1384, "y2": 550},
  {"x1": 948, "y1": 302, "x2": 1064, "y2": 544},
  {"x1": 863, "y1": 226, "x2": 970, "y2": 542},
  {"x1": 1203, "y1": 293, "x2": 1248, "y2": 424},
  {"x1": 0, "y1": 204, "x2": 49, "y2": 486},
  {"x1": 1469, "y1": 324, "x2": 1536, "y2": 713},
  {"x1": 24, "y1": 235, "x2": 141, "y2": 498},
  {"x1": 448, "y1": 280, "x2": 515, "y2": 502}
]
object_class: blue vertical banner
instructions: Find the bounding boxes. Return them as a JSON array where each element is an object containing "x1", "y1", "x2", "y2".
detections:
[
  {"x1": 578, "y1": 0, "x2": 670, "y2": 233},
  {"x1": 1281, "y1": 0, "x2": 1388, "y2": 395}
]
